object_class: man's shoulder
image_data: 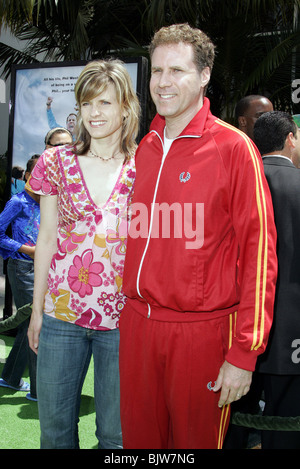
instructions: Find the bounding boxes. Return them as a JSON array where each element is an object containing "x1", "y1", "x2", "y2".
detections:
[
  {"x1": 206, "y1": 117, "x2": 257, "y2": 160},
  {"x1": 208, "y1": 117, "x2": 250, "y2": 142}
]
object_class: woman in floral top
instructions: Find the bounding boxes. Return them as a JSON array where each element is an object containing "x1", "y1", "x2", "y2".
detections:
[{"x1": 27, "y1": 60, "x2": 140, "y2": 449}]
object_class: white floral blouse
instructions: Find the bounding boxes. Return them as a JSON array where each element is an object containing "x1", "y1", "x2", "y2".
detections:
[{"x1": 26, "y1": 144, "x2": 135, "y2": 330}]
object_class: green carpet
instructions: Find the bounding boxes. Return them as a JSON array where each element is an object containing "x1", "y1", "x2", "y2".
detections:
[{"x1": 0, "y1": 333, "x2": 98, "y2": 449}]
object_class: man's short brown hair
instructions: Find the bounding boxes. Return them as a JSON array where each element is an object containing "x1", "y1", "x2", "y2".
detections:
[{"x1": 149, "y1": 23, "x2": 215, "y2": 73}]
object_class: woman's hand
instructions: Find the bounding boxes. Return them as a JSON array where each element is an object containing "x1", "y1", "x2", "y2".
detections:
[{"x1": 27, "y1": 311, "x2": 43, "y2": 354}]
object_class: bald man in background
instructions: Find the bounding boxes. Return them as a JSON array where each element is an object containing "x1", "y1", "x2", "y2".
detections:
[{"x1": 235, "y1": 95, "x2": 273, "y2": 140}]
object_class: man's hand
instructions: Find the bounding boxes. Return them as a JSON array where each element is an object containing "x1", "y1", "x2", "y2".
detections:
[{"x1": 213, "y1": 360, "x2": 252, "y2": 407}]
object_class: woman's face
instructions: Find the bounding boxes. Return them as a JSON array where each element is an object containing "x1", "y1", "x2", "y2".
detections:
[{"x1": 80, "y1": 83, "x2": 124, "y2": 143}]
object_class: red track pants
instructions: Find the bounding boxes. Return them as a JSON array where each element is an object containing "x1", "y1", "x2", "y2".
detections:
[{"x1": 119, "y1": 300, "x2": 234, "y2": 449}]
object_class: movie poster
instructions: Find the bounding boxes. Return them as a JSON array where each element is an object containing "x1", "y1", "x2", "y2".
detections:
[{"x1": 9, "y1": 59, "x2": 145, "y2": 170}]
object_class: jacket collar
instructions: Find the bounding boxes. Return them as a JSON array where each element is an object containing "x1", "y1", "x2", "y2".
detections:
[
  {"x1": 262, "y1": 155, "x2": 295, "y2": 168},
  {"x1": 149, "y1": 97, "x2": 214, "y2": 139}
]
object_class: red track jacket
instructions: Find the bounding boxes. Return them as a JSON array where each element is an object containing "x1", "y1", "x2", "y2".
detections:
[{"x1": 123, "y1": 98, "x2": 277, "y2": 371}]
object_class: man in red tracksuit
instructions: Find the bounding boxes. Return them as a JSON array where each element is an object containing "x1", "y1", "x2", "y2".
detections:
[{"x1": 119, "y1": 23, "x2": 278, "y2": 449}]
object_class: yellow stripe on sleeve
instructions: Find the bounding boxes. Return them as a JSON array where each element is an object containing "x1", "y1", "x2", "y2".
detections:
[{"x1": 215, "y1": 120, "x2": 269, "y2": 352}]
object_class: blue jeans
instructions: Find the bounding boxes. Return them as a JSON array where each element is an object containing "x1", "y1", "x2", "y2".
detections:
[
  {"x1": 1, "y1": 258, "x2": 37, "y2": 397},
  {"x1": 37, "y1": 314, "x2": 122, "y2": 449}
]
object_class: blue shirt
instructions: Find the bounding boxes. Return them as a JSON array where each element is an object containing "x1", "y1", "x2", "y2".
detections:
[
  {"x1": 11, "y1": 178, "x2": 25, "y2": 195},
  {"x1": 0, "y1": 190, "x2": 40, "y2": 260}
]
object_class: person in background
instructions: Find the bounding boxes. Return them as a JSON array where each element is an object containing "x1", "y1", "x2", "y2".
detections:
[
  {"x1": 118, "y1": 23, "x2": 277, "y2": 449},
  {"x1": 0, "y1": 155, "x2": 40, "y2": 401},
  {"x1": 292, "y1": 115, "x2": 300, "y2": 168},
  {"x1": 27, "y1": 59, "x2": 140, "y2": 449},
  {"x1": 0, "y1": 303, "x2": 32, "y2": 334},
  {"x1": 11, "y1": 166, "x2": 25, "y2": 195},
  {"x1": 293, "y1": 114, "x2": 300, "y2": 128},
  {"x1": 0, "y1": 131, "x2": 72, "y2": 402},
  {"x1": 44, "y1": 126, "x2": 73, "y2": 148},
  {"x1": 254, "y1": 111, "x2": 300, "y2": 449},
  {"x1": 235, "y1": 95, "x2": 273, "y2": 140}
]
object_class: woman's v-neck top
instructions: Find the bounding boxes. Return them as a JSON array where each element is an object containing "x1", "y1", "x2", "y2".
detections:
[{"x1": 26, "y1": 144, "x2": 135, "y2": 330}]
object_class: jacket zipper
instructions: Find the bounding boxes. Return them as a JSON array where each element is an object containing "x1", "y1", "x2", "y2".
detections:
[
  {"x1": 136, "y1": 131, "x2": 201, "y2": 318},
  {"x1": 136, "y1": 131, "x2": 166, "y2": 318}
]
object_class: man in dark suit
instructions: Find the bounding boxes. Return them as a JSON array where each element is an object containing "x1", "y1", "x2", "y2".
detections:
[{"x1": 254, "y1": 111, "x2": 300, "y2": 449}]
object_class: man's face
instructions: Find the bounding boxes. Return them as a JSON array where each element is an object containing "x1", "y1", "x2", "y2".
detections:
[
  {"x1": 239, "y1": 98, "x2": 273, "y2": 139},
  {"x1": 292, "y1": 128, "x2": 300, "y2": 168},
  {"x1": 66, "y1": 114, "x2": 77, "y2": 134},
  {"x1": 150, "y1": 42, "x2": 210, "y2": 135}
]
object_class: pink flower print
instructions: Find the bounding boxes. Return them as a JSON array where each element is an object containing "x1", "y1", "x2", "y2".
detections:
[
  {"x1": 27, "y1": 158, "x2": 53, "y2": 195},
  {"x1": 67, "y1": 249, "x2": 104, "y2": 298},
  {"x1": 95, "y1": 211, "x2": 103, "y2": 225},
  {"x1": 63, "y1": 158, "x2": 71, "y2": 165},
  {"x1": 68, "y1": 166, "x2": 78, "y2": 176},
  {"x1": 112, "y1": 259, "x2": 125, "y2": 277},
  {"x1": 120, "y1": 184, "x2": 130, "y2": 195},
  {"x1": 104, "y1": 303, "x2": 114, "y2": 316},
  {"x1": 78, "y1": 193, "x2": 86, "y2": 202},
  {"x1": 127, "y1": 169, "x2": 135, "y2": 179},
  {"x1": 74, "y1": 308, "x2": 110, "y2": 329},
  {"x1": 97, "y1": 292, "x2": 108, "y2": 307},
  {"x1": 108, "y1": 293, "x2": 115, "y2": 302},
  {"x1": 60, "y1": 223, "x2": 87, "y2": 253},
  {"x1": 86, "y1": 215, "x2": 94, "y2": 226},
  {"x1": 88, "y1": 225, "x2": 96, "y2": 237},
  {"x1": 69, "y1": 182, "x2": 81, "y2": 193},
  {"x1": 51, "y1": 251, "x2": 67, "y2": 270},
  {"x1": 70, "y1": 295, "x2": 87, "y2": 314},
  {"x1": 106, "y1": 219, "x2": 128, "y2": 255},
  {"x1": 48, "y1": 272, "x2": 65, "y2": 296},
  {"x1": 115, "y1": 300, "x2": 125, "y2": 313},
  {"x1": 102, "y1": 271, "x2": 115, "y2": 287}
]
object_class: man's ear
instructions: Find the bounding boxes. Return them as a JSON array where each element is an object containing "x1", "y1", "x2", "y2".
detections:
[
  {"x1": 200, "y1": 67, "x2": 211, "y2": 88},
  {"x1": 286, "y1": 131, "x2": 296, "y2": 150},
  {"x1": 238, "y1": 116, "x2": 247, "y2": 128}
]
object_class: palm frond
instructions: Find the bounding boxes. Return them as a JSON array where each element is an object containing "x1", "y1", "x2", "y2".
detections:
[{"x1": 0, "y1": 41, "x2": 39, "y2": 79}]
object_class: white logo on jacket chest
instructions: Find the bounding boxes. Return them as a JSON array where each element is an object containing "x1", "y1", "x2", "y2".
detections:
[{"x1": 179, "y1": 171, "x2": 191, "y2": 183}]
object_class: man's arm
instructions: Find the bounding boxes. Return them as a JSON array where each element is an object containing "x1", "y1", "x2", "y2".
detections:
[{"x1": 211, "y1": 127, "x2": 278, "y2": 406}]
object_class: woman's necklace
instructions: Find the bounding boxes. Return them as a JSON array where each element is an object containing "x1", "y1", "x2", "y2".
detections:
[{"x1": 88, "y1": 149, "x2": 121, "y2": 162}]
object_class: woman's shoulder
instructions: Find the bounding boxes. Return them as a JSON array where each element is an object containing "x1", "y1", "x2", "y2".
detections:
[
  {"x1": 26, "y1": 146, "x2": 74, "y2": 196},
  {"x1": 43, "y1": 144, "x2": 75, "y2": 165}
]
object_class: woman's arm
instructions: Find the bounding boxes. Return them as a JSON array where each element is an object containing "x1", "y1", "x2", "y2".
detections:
[
  {"x1": 18, "y1": 244, "x2": 36, "y2": 259},
  {"x1": 28, "y1": 194, "x2": 58, "y2": 354}
]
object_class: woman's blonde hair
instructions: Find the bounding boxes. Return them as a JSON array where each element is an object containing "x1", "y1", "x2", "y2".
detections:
[{"x1": 74, "y1": 59, "x2": 140, "y2": 161}]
